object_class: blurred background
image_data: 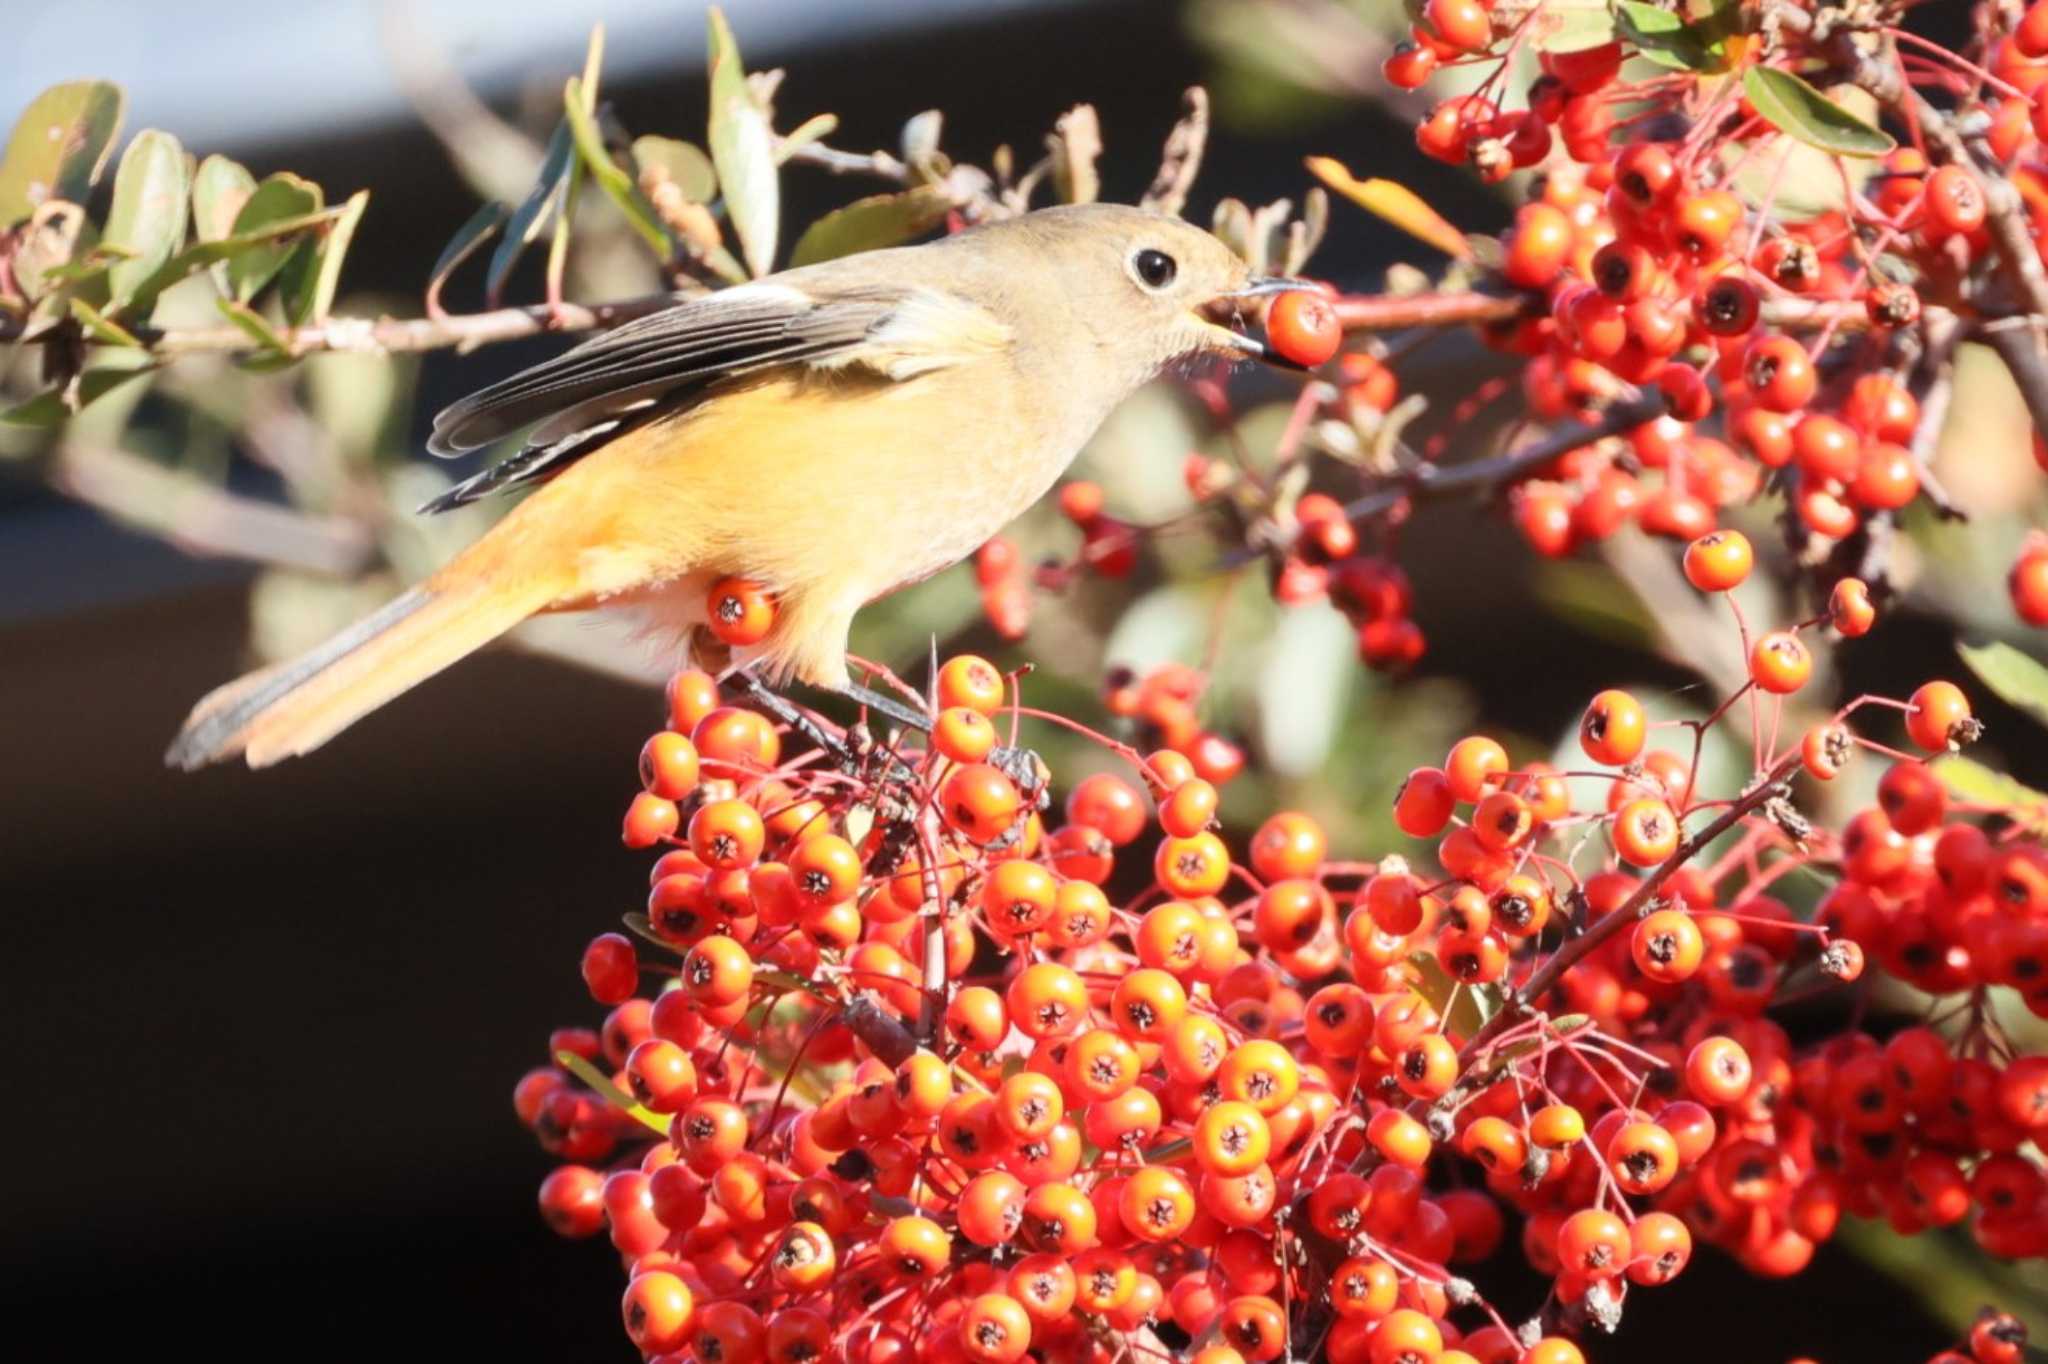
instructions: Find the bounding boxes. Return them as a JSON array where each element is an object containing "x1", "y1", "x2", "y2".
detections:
[{"x1": 5, "y1": 1, "x2": 2046, "y2": 1358}]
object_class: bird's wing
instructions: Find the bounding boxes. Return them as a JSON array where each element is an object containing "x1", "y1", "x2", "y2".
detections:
[{"x1": 419, "y1": 278, "x2": 1010, "y2": 513}]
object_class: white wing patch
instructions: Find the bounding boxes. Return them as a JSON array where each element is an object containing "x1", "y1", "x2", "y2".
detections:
[{"x1": 812, "y1": 287, "x2": 1013, "y2": 381}]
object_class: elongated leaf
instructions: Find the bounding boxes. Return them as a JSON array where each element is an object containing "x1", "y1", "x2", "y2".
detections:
[
  {"x1": 553, "y1": 1050, "x2": 669, "y2": 1136},
  {"x1": 1958, "y1": 638, "x2": 2048, "y2": 729},
  {"x1": 788, "y1": 185, "x2": 951, "y2": 267},
  {"x1": 1613, "y1": 1, "x2": 1711, "y2": 70},
  {"x1": 285, "y1": 188, "x2": 367, "y2": 325},
  {"x1": 632, "y1": 136, "x2": 716, "y2": 202},
  {"x1": 563, "y1": 77, "x2": 672, "y2": 259},
  {"x1": 1407, "y1": 951, "x2": 1497, "y2": 1043},
  {"x1": 707, "y1": 6, "x2": 779, "y2": 277},
  {"x1": 0, "y1": 365, "x2": 154, "y2": 426},
  {"x1": 121, "y1": 205, "x2": 343, "y2": 315},
  {"x1": 777, "y1": 112, "x2": 840, "y2": 164},
  {"x1": 425, "y1": 201, "x2": 508, "y2": 315},
  {"x1": 228, "y1": 173, "x2": 323, "y2": 303},
  {"x1": 1931, "y1": 755, "x2": 2047, "y2": 813},
  {"x1": 487, "y1": 121, "x2": 574, "y2": 306},
  {"x1": 103, "y1": 130, "x2": 189, "y2": 316},
  {"x1": 69, "y1": 296, "x2": 141, "y2": 346},
  {"x1": 0, "y1": 81, "x2": 125, "y2": 226},
  {"x1": 1743, "y1": 66, "x2": 1894, "y2": 156},
  {"x1": 1306, "y1": 156, "x2": 1471, "y2": 260},
  {"x1": 215, "y1": 297, "x2": 292, "y2": 365}
]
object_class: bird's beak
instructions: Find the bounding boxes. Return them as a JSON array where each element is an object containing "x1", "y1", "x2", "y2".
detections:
[{"x1": 1195, "y1": 275, "x2": 1321, "y2": 372}]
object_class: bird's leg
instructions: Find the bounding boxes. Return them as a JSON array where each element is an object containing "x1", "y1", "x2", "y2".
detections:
[
  {"x1": 833, "y1": 680, "x2": 936, "y2": 737},
  {"x1": 835, "y1": 681, "x2": 1048, "y2": 808},
  {"x1": 725, "y1": 669, "x2": 863, "y2": 769}
]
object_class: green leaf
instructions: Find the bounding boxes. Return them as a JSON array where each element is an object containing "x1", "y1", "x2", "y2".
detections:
[
  {"x1": 1612, "y1": 1, "x2": 1710, "y2": 70},
  {"x1": 622, "y1": 912, "x2": 681, "y2": 953},
  {"x1": 69, "y1": 296, "x2": 142, "y2": 346},
  {"x1": 633, "y1": 135, "x2": 717, "y2": 202},
  {"x1": 1958, "y1": 638, "x2": 2048, "y2": 729},
  {"x1": 426, "y1": 201, "x2": 508, "y2": 313},
  {"x1": 0, "y1": 365, "x2": 154, "y2": 426},
  {"x1": 0, "y1": 81, "x2": 125, "y2": 227},
  {"x1": 706, "y1": 6, "x2": 779, "y2": 278},
  {"x1": 1408, "y1": 951, "x2": 1497, "y2": 1043},
  {"x1": 102, "y1": 130, "x2": 190, "y2": 316},
  {"x1": 788, "y1": 185, "x2": 951, "y2": 267},
  {"x1": 553, "y1": 1050, "x2": 669, "y2": 1136},
  {"x1": 191, "y1": 155, "x2": 257, "y2": 242},
  {"x1": 227, "y1": 173, "x2": 323, "y2": 303},
  {"x1": 563, "y1": 77, "x2": 673, "y2": 259},
  {"x1": 190, "y1": 154, "x2": 256, "y2": 296},
  {"x1": 284, "y1": 188, "x2": 367, "y2": 325},
  {"x1": 119, "y1": 203, "x2": 343, "y2": 317},
  {"x1": 214, "y1": 296, "x2": 293, "y2": 365},
  {"x1": 487, "y1": 120, "x2": 575, "y2": 306},
  {"x1": 777, "y1": 112, "x2": 840, "y2": 164},
  {"x1": 1743, "y1": 67, "x2": 1895, "y2": 157},
  {"x1": 1930, "y1": 755, "x2": 2047, "y2": 811},
  {"x1": 1537, "y1": 6, "x2": 1617, "y2": 52}
]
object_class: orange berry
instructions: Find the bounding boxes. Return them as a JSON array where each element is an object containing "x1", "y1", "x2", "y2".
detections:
[
  {"x1": 688, "y1": 798, "x2": 766, "y2": 870},
  {"x1": 1682, "y1": 529, "x2": 1752, "y2": 592},
  {"x1": 1613, "y1": 797, "x2": 1680, "y2": 867},
  {"x1": 1905, "y1": 680, "x2": 1974, "y2": 752},
  {"x1": 705, "y1": 576, "x2": 776, "y2": 646},
  {"x1": 1393, "y1": 766, "x2": 1457, "y2": 837},
  {"x1": 942, "y1": 763, "x2": 1023, "y2": 844},
  {"x1": 1444, "y1": 736, "x2": 1509, "y2": 802},
  {"x1": 1265, "y1": 290, "x2": 1342, "y2": 367},
  {"x1": 1749, "y1": 630, "x2": 1813, "y2": 694},
  {"x1": 1579, "y1": 688, "x2": 1647, "y2": 765},
  {"x1": 938, "y1": 654, "x2": 1007, "y2": 714},
  {"x1": 934, "y1": 705, "x2": 998, "y2": 762}
]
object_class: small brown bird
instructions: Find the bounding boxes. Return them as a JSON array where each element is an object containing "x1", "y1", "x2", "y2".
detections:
[{"x1": 167, "y1": 203, "x2": 1298, "y2": 769}]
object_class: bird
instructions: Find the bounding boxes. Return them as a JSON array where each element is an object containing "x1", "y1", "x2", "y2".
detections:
[{"x1": 166, "y1": 202, "x2": 1301, "y2": 770}]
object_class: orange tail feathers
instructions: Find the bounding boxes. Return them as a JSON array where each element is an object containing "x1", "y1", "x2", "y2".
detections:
[{"x1": 165, "y1": 574, "x2": 561, "y2": 769}]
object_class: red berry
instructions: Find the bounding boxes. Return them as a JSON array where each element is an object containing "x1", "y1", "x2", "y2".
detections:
[{"x1": 1264, "y1": 291, "x2": 1341, "y2": 367}]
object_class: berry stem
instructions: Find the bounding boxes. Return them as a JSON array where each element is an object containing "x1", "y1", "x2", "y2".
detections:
[{"x1": 1457, "y1": 753, "x2": 1802, "y2": 1065}]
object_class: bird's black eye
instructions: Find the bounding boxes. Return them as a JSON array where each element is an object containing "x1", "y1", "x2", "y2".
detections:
[{"x1": 1132, "y1": 248, "x2": 1178, "y2": 290}]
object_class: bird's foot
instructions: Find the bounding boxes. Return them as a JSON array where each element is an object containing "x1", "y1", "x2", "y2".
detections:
[{"x1": 725, "y1": 669, "x2": 862, "y2": 769}]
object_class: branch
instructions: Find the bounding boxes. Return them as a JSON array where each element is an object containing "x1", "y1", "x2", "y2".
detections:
[
  {"x1": 1457, "y1": 754, "x2": 1802, "y2": 1063},
  {"x1": 1905, "y1": 308, "x2": 1966, "y2": 520},
  {"x1": 1770, "y1": 6, "x2": 2048, "y2": 328},
  {"x1": 1332, "y1": 290, "x2": 1866, "y2": 336},
  {"x1": 1980, "y1": 320, "x2": 2048, "y2": 450},
  {"x1": 0, "y1": 293, "x2": 680, "y2": 357},
  {"x1": 1338, "y1": 390, "x2": 1669, "y2": 524}
]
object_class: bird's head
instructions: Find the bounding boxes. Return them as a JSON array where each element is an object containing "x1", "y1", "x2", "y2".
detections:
[{"x1": 980, "y1": 204, "x2": 1313, "y2": 379}]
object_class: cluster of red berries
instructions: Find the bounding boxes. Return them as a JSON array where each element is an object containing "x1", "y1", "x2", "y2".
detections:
[
  {"x1": 516, "y1": 532, "x2": 2045, "y2": 1364},
  {"x1": 1388, "y1": 1, "x2": 2048, "y2": 622},
  {"x1": 985, "y1": 2, "x2": 2048, "y2": 676}
]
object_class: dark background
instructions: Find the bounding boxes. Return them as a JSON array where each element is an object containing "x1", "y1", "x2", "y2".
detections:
[{"x1": 3, "y1": 1, "x2": 2012, "y2": 1358}]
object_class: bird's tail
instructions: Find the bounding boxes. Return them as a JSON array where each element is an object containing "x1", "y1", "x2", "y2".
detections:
[{"x1": 166, "y1": 574, "x2": 560, "y2": 769}]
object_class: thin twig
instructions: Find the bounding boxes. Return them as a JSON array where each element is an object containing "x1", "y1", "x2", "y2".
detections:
[
  {"x1": 1457, "y1": 754, "x2": 1802, "y2": 1063},
  {"x1": 1339, "y1": 390, "x2": 1668, "y2": 524}
]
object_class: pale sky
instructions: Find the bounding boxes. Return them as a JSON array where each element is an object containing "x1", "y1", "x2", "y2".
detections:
[{"x1": 8, "y1": 1, "x2": 1058, "y2": 152}]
